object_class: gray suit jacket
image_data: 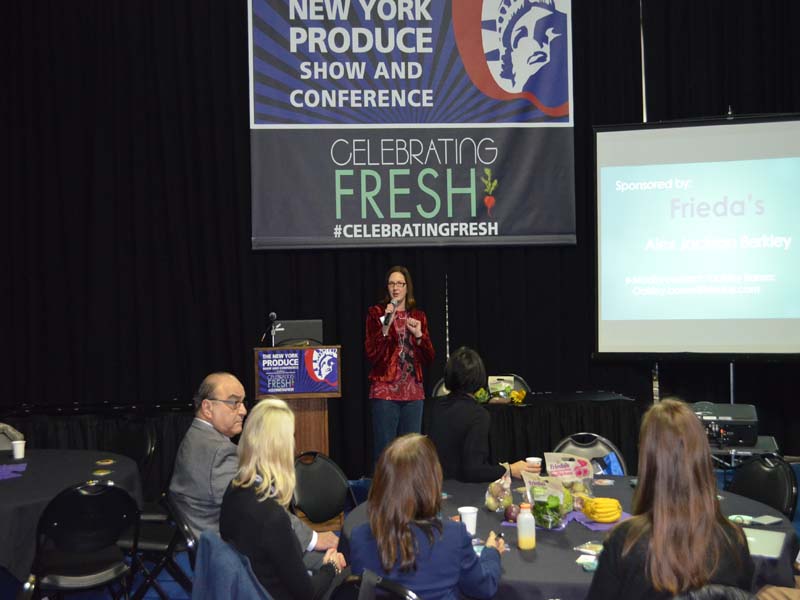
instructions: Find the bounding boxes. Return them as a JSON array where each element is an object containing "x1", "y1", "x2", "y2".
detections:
[{"x1": 169, "y1": 419, "x2": 315, "y2": 553}]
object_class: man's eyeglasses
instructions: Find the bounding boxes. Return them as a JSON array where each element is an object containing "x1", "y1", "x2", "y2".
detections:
[
  {"x1": 387, "y1": 281, "x2": 407, "y2": 288},
  {"x1": 206, "y1": 397, "x2": 246, "y2": 410}
]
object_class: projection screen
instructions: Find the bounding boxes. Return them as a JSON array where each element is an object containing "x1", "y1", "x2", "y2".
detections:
[{"x1": 595, "y1": 116, "x2": 800, "y2": 356}]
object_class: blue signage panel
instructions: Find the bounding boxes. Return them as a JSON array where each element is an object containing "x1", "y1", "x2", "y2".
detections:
[{"x1": 256, "y1": 347, "x2": 341, "y2": 396}]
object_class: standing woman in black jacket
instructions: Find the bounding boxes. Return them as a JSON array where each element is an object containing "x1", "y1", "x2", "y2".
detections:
[{"x1": 427, "y1": 347, "x2": 539, "y2": 482}]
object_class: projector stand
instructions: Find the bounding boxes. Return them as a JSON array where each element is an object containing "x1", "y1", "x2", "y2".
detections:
[
  {"x1": 653, "y1": 360, "x2": 736, "y2": 404},
  {"x1": 652, "y1": 361, "x2": 660, "y2": 402}
]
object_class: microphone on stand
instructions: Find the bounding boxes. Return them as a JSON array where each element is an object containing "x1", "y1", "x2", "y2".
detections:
[
  {"x1": 260, "y1": 312, "x2": 278, "y2": 343},
  {"x1": 382, "y1": 299, "x2": 400, "y2": 326}
]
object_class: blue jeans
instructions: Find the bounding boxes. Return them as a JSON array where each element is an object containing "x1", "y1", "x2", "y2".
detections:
[{"x1": 371, "y1": 399, "x2": 424, "y2": 464}]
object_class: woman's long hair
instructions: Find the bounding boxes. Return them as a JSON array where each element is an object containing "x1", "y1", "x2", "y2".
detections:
[
  {"x1": 380, "y1": 265, "x2": 417, "y2": 310},
  {"x1": 369, "y1": 434, "x2": 443, "y2": 572},
  {"x1": 231, "y1": 397, "x2": 296, "y2": 508},
  {"x1": 623, "y1": 398, "x2": 745, "y2": 594}
]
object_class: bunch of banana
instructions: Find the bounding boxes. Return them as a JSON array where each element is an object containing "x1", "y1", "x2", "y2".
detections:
[
  {"x1": 572, "y1": 491, "x2": 591, "y2": 511},
  {"x1": 581, "y1": 497, "x2": 622, "y2": 523}
]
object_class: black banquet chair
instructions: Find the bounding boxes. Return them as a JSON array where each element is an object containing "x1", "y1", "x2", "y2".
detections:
[
  {"x1": 726, "y1": 454, "x2": 798, "y2": 520},
  {"x1": 99, "y1": 417, "x2": 168, "y2": 523},
  {"x1": 0, "y1": 422, "x2": 24, "y2": 451},
  {"x1": 331, "y1": 571, "x2": 419, "y2": 600},
  {"x1": 294, "y1": 451, "x2": 357, "y2": 524},
  {"x1": 430, "y1": 373, "x2": 531, "y2": 399},
  {"x1": 553, "y1": 432, "x2": 628, "y2": 476},
  {"x1": 430, "y1": 378, "x2": 449, "y2": 398},
  {"x1": 497, "y1": 373, "x2": 532, "y2": 394},
  {"x1": 118, "y1": 492, "x2": 196, "y2": 600},
  {"x1": 25, "y1": 481, "x2": 140, "y2": 599}
]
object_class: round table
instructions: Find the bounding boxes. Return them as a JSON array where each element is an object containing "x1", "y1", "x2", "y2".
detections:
[
  {"x1": 0, "y1": 448, "x2": 143, "y2": 583},
  {"x1": 343, "y1": 477, "x2": 798, "y2": 600}
]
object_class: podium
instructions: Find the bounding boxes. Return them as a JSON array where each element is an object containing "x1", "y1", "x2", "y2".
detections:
[{"x1": 253, "y1": 345, "x2": 341, "y2": 454}]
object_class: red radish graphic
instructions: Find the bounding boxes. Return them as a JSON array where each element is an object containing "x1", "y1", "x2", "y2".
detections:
[{"x1": 482, "y1": 168, "x2": 498, "y2": 216}]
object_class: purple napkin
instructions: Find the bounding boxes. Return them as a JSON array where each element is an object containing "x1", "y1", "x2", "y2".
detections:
[
  {"x1": 0, "y1": 463, "x2": 28, "y2": 480},
  {"x1": 573, "y1": 510, "x2": 631, "y2": 531},
  {"x1": 564, "y1": 511, "x2": 579, "y2": 524},
  {"x1": 501, "y1": 521, "x2": 517, "y2": 527}
]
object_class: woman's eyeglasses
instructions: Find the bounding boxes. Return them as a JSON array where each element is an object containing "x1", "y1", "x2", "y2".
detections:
[{"x1": 387, "y1": 281, "x2": 407, "y2": 288}]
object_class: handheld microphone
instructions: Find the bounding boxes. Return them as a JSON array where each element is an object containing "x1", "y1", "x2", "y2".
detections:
[{"x1": 382, "y1": 299, "x2": 400, "y2": 326}]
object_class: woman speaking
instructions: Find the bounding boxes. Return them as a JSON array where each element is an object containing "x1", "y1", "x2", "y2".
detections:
[{"x1": 365, "y1": 265, "x2": 434, "y2": 462}]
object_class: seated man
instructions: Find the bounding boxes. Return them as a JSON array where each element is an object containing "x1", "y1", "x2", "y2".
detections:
[{"x1": 169, "y1": 372, "x2": 337, "y2": 564}]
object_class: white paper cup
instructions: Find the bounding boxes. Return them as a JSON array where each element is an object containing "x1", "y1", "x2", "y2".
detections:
[
  {"x1": 11, "y1": 440, "x2": 25, "y2": 460},
  {"x1": 526, "y1": 457, "x2": 542, "y2": 468},
  {"x1": 458, "y1": 506, "x2": 478, "y2": 536}
]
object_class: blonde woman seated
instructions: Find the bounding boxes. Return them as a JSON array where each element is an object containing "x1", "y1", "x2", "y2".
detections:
[
  {"x1": 587, "y1": 399, "x2": 755, "y2": 600},
  {"x1": 219, "y1": 398, "x2": 346, "y2": 600},
  {"x1": 344, "y1": 433, "x2": 504, "y2": 600}
]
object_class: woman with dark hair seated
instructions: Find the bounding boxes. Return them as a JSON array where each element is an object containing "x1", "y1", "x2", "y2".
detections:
[
  {"x1": 346, "y1": 434, "x2": 504, "y2": 600},
  {"x1": 587, "y1": 398, "x2": 755, "y2": 600},
  {"x1": 427, "y1": 346, "x2": 539, "y2": 482}
]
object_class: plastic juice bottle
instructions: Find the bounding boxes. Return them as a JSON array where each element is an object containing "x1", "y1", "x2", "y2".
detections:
[{"x1": 517, "y1": 503, "x2": 536, "y2": 550}]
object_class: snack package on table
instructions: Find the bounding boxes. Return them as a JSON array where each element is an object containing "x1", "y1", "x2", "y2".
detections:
[
  {"x1": 544, "y1": 452, "x2": 592, "y2": 479},
  {"x1": 543, "y1": 452, "x2": 595, "y2": 510},
  {"x1": 484, "y1": 462, "x2": 512, "y2": 512},
  {"x1": 542, "y1": 454, "x2": 624, "y2": 525},
  {"x1": 520, "y1": 473, "x2": 567, "y2": 529}
]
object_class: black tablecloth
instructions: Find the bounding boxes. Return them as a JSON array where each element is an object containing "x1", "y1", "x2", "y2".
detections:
[
  {"x1": 0, "y1": 449, "x2": 143, "y2": 582},
  {"x1": 343, "y1": 478, "x2": 798, "y2": 600}
]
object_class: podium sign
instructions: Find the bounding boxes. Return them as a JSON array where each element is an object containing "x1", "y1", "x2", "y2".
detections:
[
  {"x1": 255, "y1": 346, "x2": 342, "y2": 398},
  {"x1": 253, "y1": 345, "x2": 342, "y2": 459}
]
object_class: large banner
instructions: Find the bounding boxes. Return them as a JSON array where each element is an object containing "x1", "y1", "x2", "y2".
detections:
[{"x1": 249, "y1": 0, "x2": 575, "y2": 248}]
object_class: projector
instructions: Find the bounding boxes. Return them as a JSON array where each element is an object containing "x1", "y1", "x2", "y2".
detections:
[{"x1": 692, "y1": 402, "x2": 758, "y2": 447}]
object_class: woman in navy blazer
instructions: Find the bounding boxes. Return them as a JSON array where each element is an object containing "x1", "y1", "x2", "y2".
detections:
[{"x1": 345, "y1": 434, "x2": 504, "y2": 600}]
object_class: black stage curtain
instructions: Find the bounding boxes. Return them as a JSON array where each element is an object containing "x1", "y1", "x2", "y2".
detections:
[{"x1": 5, "y1": 1, "x2": 800, "y2": 479}]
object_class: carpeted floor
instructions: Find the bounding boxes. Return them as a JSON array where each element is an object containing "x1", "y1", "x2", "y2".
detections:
[{"x1": 0, "y1": 553, "x2": 193, "y2": 600}]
